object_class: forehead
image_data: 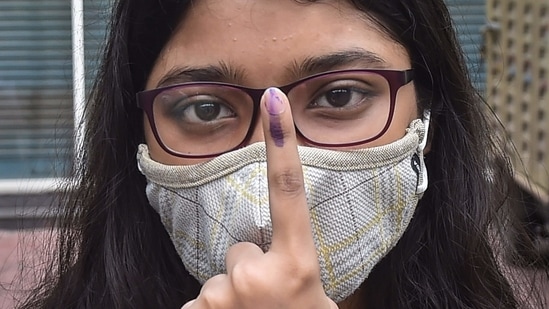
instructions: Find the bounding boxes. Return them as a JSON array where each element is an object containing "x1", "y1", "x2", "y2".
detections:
[{"x1": 147, "y1": 0, "x2": 410, "y2": 89}]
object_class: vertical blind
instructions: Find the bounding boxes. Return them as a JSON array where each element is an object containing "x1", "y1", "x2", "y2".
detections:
[
  {"x1": 446, "y1": 0, "x2": 487, "y2": 92},
  {"x1": 0, "y1": 0, "x2": 108, "y2": 179}
]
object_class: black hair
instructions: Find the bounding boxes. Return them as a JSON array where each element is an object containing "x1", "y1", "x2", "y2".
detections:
[{"x1": 18, "y1": 0, "x2": 546, "y2": 308}]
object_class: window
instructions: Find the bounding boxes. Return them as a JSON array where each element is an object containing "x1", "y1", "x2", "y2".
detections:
[{"x1": 0, "y1": 0, "x2": 109, "y2": 193}]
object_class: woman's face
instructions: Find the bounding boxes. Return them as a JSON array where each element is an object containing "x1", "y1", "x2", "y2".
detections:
[{"x1": 144, "y1": 0, "x2": 418, "y2": 165}]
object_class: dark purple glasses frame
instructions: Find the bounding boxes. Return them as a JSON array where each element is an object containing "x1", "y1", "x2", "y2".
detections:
[{"x1": 137, "y1": 68, "x2": 414, "y2": 158}]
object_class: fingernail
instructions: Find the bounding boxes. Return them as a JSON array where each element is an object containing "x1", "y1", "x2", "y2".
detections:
[{"x1": 265, "y1": 88, "x2": 285, "y2": 115}]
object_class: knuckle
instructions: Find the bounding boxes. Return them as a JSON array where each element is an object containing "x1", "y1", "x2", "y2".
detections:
[
  {"x1": 200, "y1": 286, "x2": 226, "y2": 307},
  {"x1": 289, "y1": 273, "x2": 317, "y2": 293},
  {"x1": 199, "y1": 275, "x2": 227, "y2": 305},
  {"x1": 297, "y1": 263, "x2": 319, "y2": 282},
  {"x1": 230, "y1": 262, "x2": 261, "y2": 295},
  {"x1": 271, "y1": 169, "x2": 304, "y2": 196},
  {"x1": 284, "y1": 260, "x2": 320, "y2": 289}
]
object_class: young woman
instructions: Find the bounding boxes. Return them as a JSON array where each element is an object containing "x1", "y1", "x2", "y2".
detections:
[{"x1": 19, "y1": 0, "x2": 546, "y2": 308}]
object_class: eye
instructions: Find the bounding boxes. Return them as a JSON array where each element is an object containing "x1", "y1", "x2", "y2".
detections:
[
  {"x1": 319, "y1": 88, "x2": 354, "y2": 107},
  {"x1": 169, "y1": 95, "x2": 236, "y2": 124},
  {"x1": 309, "y1": 81, "x2": 377, "y2": 109}
]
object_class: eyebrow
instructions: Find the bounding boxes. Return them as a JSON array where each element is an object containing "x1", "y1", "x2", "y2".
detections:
[
  {"x1": 287, "y1": 48, "x2": 389, "y2": 79},
  {"x1": 156, "y1": 61, "x2": 245, "y2": 87},
  {"x1": 155, "y1": 48, "x2": 389, "y2": 87}
]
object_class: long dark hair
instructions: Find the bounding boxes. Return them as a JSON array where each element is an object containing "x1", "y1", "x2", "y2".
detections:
[{"x1": 18, "y1": 0, "x2": 541, "y2": 308}]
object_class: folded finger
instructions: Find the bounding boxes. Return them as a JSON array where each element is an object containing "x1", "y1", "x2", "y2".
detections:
[
  {"x1": 181, "y1": 299, "x2": 196, "y2": 309},
  {"x1": 225, "y1": 242, "x2": 264, "y2": 273}
]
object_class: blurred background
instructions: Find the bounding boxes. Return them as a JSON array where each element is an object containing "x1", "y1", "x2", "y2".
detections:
[{"x1": 0, "y1": 0, "x2": 547, "y2": 307}]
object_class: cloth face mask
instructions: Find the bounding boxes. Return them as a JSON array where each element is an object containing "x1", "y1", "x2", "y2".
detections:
[{"x1": 137, "y1": 116, "x2": 429, "y2": 302}]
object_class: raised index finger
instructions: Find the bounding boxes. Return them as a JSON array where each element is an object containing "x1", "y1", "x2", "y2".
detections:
[{"x1": 260, "y1": 87, "x2": 316, "y2": 255}]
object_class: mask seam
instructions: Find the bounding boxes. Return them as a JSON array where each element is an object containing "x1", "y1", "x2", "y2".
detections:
[
  {"x1": 193, "y1": 186, "x2": 200, "y2": 280},
  {"x1": 162, "y1": 185, "x2": 270, "y2": 247},
  {"x1": 310, "y1": 162, "x2": 399, "y2": 211},
  {"x1": 341, "y1": 169, "x2": 366, "y2": 293}
]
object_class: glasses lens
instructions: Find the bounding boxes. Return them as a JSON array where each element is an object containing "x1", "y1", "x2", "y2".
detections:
[
  {"x1": 288, "y1": 71, "x2": 393, "y2": 145},
  {"x1": 151, "y1": 84, "x2": 254, "y2": 156}
]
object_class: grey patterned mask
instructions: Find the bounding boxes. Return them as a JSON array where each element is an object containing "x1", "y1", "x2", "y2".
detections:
[{"x1": 137, "y1": 116, "x2": 429, "y2": 302}]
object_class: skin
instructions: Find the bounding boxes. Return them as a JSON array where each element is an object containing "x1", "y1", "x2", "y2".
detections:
[{"x1": 143, "y1": 0, "x2": 419, "y2": 307}]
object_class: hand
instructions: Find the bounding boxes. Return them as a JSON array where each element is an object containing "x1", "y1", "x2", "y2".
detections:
[{"x1": 181, "y1": 88, "x2": 338, "y2": 309}]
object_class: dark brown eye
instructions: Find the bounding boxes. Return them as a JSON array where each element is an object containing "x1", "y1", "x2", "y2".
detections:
[
  {"x1": 194, "y1": 102, "x2": 221, "y2": 121},
  {"x1": 325, "y1": 89, "x2": 352, "y2": 107},
  {"x1": 165, "y1": 95, "x2": 236, "y2": 124}
]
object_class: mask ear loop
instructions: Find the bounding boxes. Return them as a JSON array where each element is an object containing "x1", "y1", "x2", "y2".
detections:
[{"x1": 416, "y1": 110, "x2": 430, "y2": 195}]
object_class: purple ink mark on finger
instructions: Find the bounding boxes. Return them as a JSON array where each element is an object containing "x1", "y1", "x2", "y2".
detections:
[
  {"x1": 270, "y1": 115, "x2": 284, "y2": 147},
  {"x1": 265, "y1": 88, "x2": 285, "y2": 147}
]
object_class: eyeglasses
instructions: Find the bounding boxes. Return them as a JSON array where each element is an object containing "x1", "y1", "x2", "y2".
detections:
[{"x1": 137, "y1": 69, "x2": 414, "y2": 158}]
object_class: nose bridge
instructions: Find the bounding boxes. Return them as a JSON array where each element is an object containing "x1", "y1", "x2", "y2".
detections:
[
  {"x1": 244, "y1": 88, "x2": 266, "y2": 144},
  {"x1": 247, "y1": 115, "x2": 266, "y2": 144}
]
